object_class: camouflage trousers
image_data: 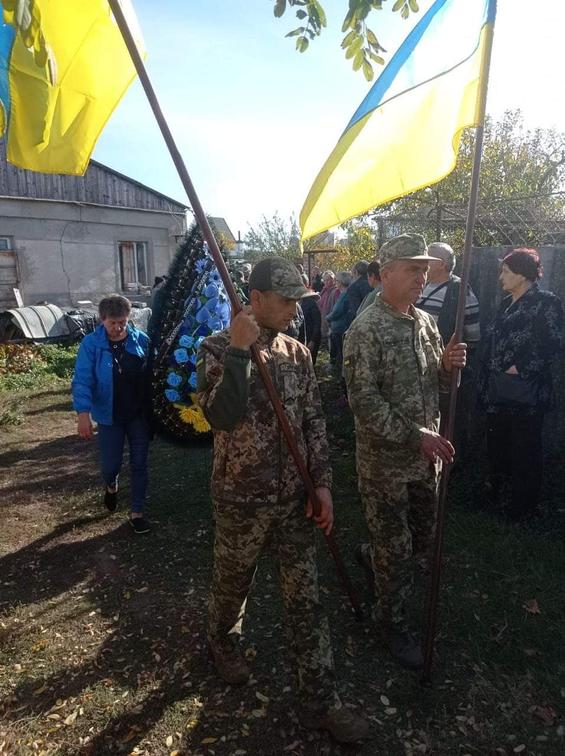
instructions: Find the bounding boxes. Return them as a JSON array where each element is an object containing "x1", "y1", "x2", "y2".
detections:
[
  {"x1": 208, "y1": 497, "x2": 339, "y2": 711},
  {"x1": 360, "y1": 470, "x2": 438, "y2": 630}
]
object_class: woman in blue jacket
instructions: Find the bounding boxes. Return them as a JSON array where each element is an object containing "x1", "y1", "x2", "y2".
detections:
[{"x1": 72, "y1": 294, "x2": 151, "y2": 534}]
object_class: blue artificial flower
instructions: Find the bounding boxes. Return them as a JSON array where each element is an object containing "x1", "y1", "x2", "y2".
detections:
[
  {"x1": 204, "y1": 283, "x2": 219, "y2": 298},
  {"x1": 165, "y1": 389, "x2": 181, "y2": 402},
  {"x1": 188, "y1": 372, "x2": 198, "y2": 389},
  {"x1": 195, "y1": 306, "x2": 210, "y2": 324},
  {"x1": 195, "y1": 258, "x2": 207, "y2": 274},
  {"x1": 206, "y1": 296, "x2": 219, "y2": 311},
  {"x1": 208, "y1": 316, "x2": 223, "y2": 331},
  {"x1": 194, "y1": 336, "x2": 205, "y2": 349},
  {"x1": 179, "y1": 334, "x2": 194, "y2": 348},
  {"x1": 211, "y1": 271, "x2": 221, "y2": 282},
  {"x1": 174, "y1": 348, "x2": 189, "y2": 364},
  {"x1": 183, "y1": 315, "x2": 197, "y2": 332},
  {"x1": 167, "y1": 372, "x2": 183, "y2": 387},
  {"x1": 217, "y1": 302, "x2": 230, "y2": 320}
]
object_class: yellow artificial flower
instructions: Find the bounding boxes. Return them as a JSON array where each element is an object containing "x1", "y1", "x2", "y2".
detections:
[{"x1": 174, "y1": 401, "x2": 211, "y2": 434}]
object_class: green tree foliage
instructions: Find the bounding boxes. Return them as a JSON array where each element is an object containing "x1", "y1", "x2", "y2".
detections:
[
  {"x1": 322, "y1": 219, "x2": 378, "y2": 271},
  {"x1": 243, "y1": 213, "x2": 376, "y2": 273},
  {"x1": 272, "y1": 0, "x2": 420, "y2": 80},
  {"x1": 371, "y1": 110, "x2": 565, "y2": 248},
  {"x1": 244, "y1": 212, "x2": 324, "y2": 260}
]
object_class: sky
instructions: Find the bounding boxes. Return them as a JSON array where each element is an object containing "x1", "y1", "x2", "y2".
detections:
[{"x1": 94, "y1": 0, "x2": 565, "y2": 239}]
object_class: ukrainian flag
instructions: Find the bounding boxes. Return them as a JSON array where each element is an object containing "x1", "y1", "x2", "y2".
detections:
[
  {"x1": 0, "y1": 0, "x2": 144, "y2": 175},
  {"x1": 300, "y1": 0, "x2": 497, "y2": 240}
]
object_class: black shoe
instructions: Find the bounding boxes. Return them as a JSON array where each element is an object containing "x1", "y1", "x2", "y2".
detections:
[
  {"x1": 129, "y1": 516, "x2": 150, "y2": 534},
  {"x1": 383, "y1": 626, "x2": 424, "y2": 670},
  {"x1": 104, "y1": 487, "x2": 118, "y2": 513}
]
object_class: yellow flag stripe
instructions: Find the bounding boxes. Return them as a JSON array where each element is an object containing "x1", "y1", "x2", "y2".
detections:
[{"x1": 6, "y1": 0, "x2": 144, "y2": 175}]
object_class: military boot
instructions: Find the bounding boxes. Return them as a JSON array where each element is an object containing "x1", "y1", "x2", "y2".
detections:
[
  {"x1": 299, "y1": 705, "x2": 369, "y2": 743},
  {"x1": 382, "y1": 626, "x2": 424, "y2": 670},
  {"x1": 208, "y1": 637, "x2": 251, "y2": 685}
]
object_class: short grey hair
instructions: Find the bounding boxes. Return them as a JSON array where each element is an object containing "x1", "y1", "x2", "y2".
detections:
[
  {"x1": 336, "y1": 271, "x2": 352, "y2": 287},
  {"x1": 322, "y1": 269, "x2": 335, "y2": 281},
  {"x1": 427, "y1": 242, "x2": 455, "y2": 272}
]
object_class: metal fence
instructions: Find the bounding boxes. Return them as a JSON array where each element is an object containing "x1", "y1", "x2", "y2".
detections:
[{"x1": 372, "y1": 191, "x2": 565, "y2": 249}]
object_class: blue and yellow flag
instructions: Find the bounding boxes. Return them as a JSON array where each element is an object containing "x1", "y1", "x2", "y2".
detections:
[
  {"x1": 300, "y1": 0, "x2": 497, "y2": 240},
  {"x1": 0, "y1": 0, "x2": 144, "y2": 175}
]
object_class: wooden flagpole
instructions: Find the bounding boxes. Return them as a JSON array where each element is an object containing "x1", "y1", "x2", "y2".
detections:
[
  {"x1": 106, "y1": 0, "x2": 363, "y2": 619},
  {"x1": 422, "y1": 2, "x2": 497, "y2": 682}
]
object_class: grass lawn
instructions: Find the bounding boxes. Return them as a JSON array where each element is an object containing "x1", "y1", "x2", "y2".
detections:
[{"x1": 1, "y1": 351, "x2": 564, "y2": 755}]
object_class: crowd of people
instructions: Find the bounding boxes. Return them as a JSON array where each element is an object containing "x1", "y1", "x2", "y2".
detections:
[{"x1": 71, "y1": 237, "x2": 563, "y2": 744}]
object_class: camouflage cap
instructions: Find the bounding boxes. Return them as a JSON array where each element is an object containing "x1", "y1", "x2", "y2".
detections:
[
  {"x1": 248, "y1": 257, "x2": 314, "y2": 299},
  {"x1": 379, "y1": 233, "x2": 440, "y2": 268}
]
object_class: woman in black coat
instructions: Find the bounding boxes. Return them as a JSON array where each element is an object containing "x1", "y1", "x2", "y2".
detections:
[
  {"x1": 299, "y1": 293, "x2": 322, "y2": 364},
  {"x1": 478, "y1": 248, "x2": 564, "y2": 521}
]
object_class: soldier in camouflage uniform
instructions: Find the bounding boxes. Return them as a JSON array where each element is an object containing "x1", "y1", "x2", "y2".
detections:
[
  {"x1": 343, "y1": 235, "x2": 467, "y2": 669},
  {"x1": 196, "y1": 257, "x2": 368, "y2": 744}
]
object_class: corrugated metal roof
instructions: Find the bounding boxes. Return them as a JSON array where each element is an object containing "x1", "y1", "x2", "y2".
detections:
[
  {"x1": 210, "y1": 217, "x2": 236, "y2": 244},
  {"x1": 0, "y1": 141, "x2": 188, "y2": 212}
]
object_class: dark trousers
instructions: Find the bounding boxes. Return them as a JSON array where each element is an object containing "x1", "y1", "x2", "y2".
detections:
[
  {"x1": 329, "y1": 332, "x2": 344, "y2": 372},
  {"x1": 97, "y1": 416, "x2": 150, "y2": 513},
  {"x1": 486, "y1": 410, "x2": 544, "y2": 519},
  {"x1": 308, "y1": 340, "x2": 320, "y2": 365},
  {"x1": 439, "y1": 369, "x2": 474, "y2": 460}
]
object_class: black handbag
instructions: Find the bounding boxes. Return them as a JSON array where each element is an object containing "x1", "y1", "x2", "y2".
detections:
[
  {"x1": 487, "y1": 333, "x2": 538, "y2": 407},
  {"x1": 487, "y1": 371, "x2": 538, "y2": 406}
]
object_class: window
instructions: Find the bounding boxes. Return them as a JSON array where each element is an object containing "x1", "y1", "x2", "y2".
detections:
[
  {"x1": 119, "y1": 242, "x2": 148, "y2": 289},
  {"x1": 0, "y1": 237, "x2": 13, "y2": 250}
]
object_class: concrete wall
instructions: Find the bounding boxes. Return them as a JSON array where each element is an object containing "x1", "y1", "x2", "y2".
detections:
[{"x1": 0, "y1": 197, "x2": 187, "y2": 307}]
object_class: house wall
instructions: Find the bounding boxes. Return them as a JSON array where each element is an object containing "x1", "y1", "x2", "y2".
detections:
[{"x1": 0, "y1": 197, "x2": 186, "y2": 307}]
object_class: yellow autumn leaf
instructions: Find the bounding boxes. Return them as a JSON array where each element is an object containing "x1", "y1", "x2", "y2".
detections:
[
  {"x1": 201, "y1": 737, "x2": 218, "y2": 744},
  {"x1": 165, "y1": 735, "x2": 173, "y2": 747}
]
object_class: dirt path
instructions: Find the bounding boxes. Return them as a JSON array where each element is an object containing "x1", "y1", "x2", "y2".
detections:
[{"x1": 1, "y1": 384, "x2": 564, "y2": 755}]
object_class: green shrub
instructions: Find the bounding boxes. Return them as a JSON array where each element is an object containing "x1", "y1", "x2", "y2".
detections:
[
  {"x1": 0, "y1": 395, "x2": 24, "y2": 427},
  {"x1": 0, "y1": 343, "x2": 78, "y2": 392},
  {"x1": 37, "y1": 343, "x2": 79, "y2": 378}
]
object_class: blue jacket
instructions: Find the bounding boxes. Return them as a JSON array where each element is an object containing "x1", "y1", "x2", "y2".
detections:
[
  {"x1": 71, "y1": 324, "x2": 150, "y2": 425},
  {"x1": 326, "y1": 291, "x2": 352, "y2": 335}
]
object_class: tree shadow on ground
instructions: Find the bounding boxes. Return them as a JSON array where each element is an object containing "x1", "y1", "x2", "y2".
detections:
[
  {"x1": 26, "y1": 400, "x2": 73, "y2": 416},
  {"x1": 0, "y1": 508, "x2": 211, "y2": 753},
  {"x1": 0, "y1": 508, "x2": 364, "y2": 754},
  {"x1": 0, "y1": 434, "x2": 99, "y2": 506}
]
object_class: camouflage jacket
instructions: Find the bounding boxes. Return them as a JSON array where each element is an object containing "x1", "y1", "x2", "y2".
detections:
[
  {"x1": 343, "y1": 295, "x2": 449, "y2": 484},
  {"x1": 197, "y1": 327, "x2": 332, "y2": 504}
]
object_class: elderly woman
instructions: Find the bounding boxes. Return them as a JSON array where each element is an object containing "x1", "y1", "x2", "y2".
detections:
[
  {"x1": 326, "y1": 271, "x2": 353, "y2": 372},
  {"x1": 72, "y1": 294, "x2": 151, "y2": 534},
  {"x1": 478, "y1": 248, "x2": 564, "y2": 521}
]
